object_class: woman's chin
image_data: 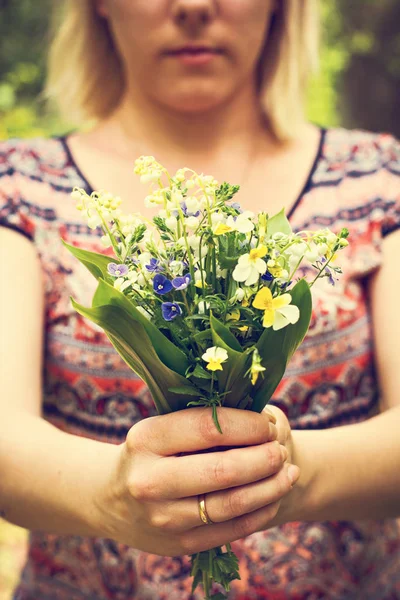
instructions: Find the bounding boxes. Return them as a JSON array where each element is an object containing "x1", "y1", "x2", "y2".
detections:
[{"x1": 154, "y1": 92, "x2": 233, "y2": 116}]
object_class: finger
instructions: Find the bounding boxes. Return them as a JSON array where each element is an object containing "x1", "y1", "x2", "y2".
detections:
[
  {"x1": 152, "y1": 440, "x2": 286, "y2": 499},
  {"x1": 180, "y1": 499, "x2": 283, "y2": 555},
  {"x1": 204, "y1": 461, "x2": 295, "y2": 524},
  {"x1": 156, "y1": 461, "x2": 295, "y2": 533},
  {"x1": 131, "y1": 406, "x2": 277, "y2": 456},
  {"x1": 262, "y1": 407, "x2": 277, "y2": 424}
]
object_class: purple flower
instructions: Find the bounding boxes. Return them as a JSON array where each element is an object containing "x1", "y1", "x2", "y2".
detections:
[
  {"x1": 161, "y1": 302, "x2": 182, "y2": 321},
  {"x1": 107, "y1": 263, "x2": 129, "y2": 277},
  {"x1": 261, "y1": 270, "x2": 274, "y2": 282},
  {"x1": 231, "y1": 202, "x2": 243, "y2": 213},
  {"x1": 153, "y1": 274, "x2": 173, "y2": 295},
  {"x1": 145, "y1": 258, "x2": 164, "y2": 273},
  {"x1": 172, "y1": 274, "x2": 191, "y2": 290},
  {"x1": 178, "y1": 202, "x2": 200, "y2": 218},
  {"x1": 326, "y1": 267, "x2": 335, "y2": 286}
]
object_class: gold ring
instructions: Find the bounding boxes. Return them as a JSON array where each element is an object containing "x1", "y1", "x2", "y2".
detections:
[{"x1": 198, "y1": 494, "x2": 214, "y2": 525}]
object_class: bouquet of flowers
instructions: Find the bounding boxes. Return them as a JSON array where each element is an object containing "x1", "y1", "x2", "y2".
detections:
[{"x1": 64, "y1": 155, "x2": 348, "y2": 599}]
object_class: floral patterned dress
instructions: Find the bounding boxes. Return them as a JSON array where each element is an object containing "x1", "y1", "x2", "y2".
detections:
[{"x1": 1, "y1": 127, "x2": 400, "y2": 600}]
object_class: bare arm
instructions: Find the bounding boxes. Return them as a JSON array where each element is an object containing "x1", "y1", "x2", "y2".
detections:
[
  {"x1": 0, "y1": 227, "x2": 118, "y2": 535},
  {"x1": 272, "y1": 230, "x2": 400, "y2": 524},
  {"x1": 0, "y1": 227, "x2": 293, "y2": 555}
]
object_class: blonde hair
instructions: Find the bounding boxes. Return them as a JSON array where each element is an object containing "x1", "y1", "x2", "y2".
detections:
[{"x1": 46, "y1": 0, "x2": 319, "y2": 141}]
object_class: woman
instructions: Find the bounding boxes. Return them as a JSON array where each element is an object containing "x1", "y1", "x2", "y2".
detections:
[{"x1": 1, "y1": 0, "x2": 399, "y2": 598}]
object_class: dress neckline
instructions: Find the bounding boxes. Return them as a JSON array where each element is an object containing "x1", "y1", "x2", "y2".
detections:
[{"x1": 58, "y1": 126, "x2": 326, "y2": 223}]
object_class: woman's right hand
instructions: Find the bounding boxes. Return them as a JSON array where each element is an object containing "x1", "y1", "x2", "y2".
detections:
[{"x1": 99, "y1": 407, "x2": 299, "y2": 557}]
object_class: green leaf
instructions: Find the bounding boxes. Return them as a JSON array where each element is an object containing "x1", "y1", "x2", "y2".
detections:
[
  {"x1": 281, "y1": 279, "x2": 312, "y2": 361},
  {"x1": 191, "y1": 364, "x2": 212, "y2": 379},
  {"x1": 193, "y1": 329, "x2": 213, "y2": 345},
  {"x1": 266, "y1": 208, "x2": 292, "y2": 238},
  {"x1": 209, "y1": 313, "x2": 254, "y2": 406},
  {"x1": 92, "y1": 279, "x2": 190, "y2": 377},
  {"x1": 249, "y1": 352, "x2": 287, "y2": 413},
  {"x1": 217, "y1": 236, "x2": 240, "y2": 269},
  {"x1": 250, "y1": 279, "x2": 312, "y2": 412},
  {"x1": 168, "y1": 386, "x2": 202, "y2": 396},
  {"x1": 62, "y1": 240, "x2": 115, "y2": 281},
  {"x1": 71, "y1": 299, "x2": 197, "y2": 414},
  {"x1": 210, "y1": 313, "x2": 242, "y2": 352}
]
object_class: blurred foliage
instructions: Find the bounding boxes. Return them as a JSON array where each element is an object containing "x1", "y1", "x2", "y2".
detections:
[{"x1": 0, "y1": 0, "x2": 399, "y2": 138}]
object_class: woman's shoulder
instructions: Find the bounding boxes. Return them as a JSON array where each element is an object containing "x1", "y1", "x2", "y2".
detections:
[
  {"x1": 0, "y1": 135, "x2": 87, "y2": 239},
  {"x1": 322, "y1": 126, "x2": 400, "y2": 175},
  {"x1": 0, "y1": 135, "x2": 73, "y2": 181}
]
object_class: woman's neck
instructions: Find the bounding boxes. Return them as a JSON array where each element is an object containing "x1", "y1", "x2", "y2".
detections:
[{"x1": 101, "y1": 80, "x2": 280, "y2": 169}]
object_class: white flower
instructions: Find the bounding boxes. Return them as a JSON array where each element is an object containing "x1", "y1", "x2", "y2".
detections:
[
  {"x1": 232, "y1": 245, "x2": 268, "y2": 286},
  {"x1": 185, "y1": 196, "x2": 201, "y2": 214},
  {"x1": 211, "y1": 211, "x2": 226, "y2": 225},
  {"x1": 290, "y1": 242, "x2": 307, "y2": 257},
  {"x1": 169, "y1": 260, "x2": 185, "y2": 276},
  {"x1": 226, "y1": 213, "x2": 254, "y2": 234},
  {"x1": 135, "y1": 306, "x2": 152, "y2": 320},
  {"x1": 170, "y1": 190, "x2": 184, "y2": 207},
  {"x1": 202, "y1": 346, "x2": 228, "y2": 371},
  {"x1": 134, "y1": 156, "x2": 163, "y2": 184},
  {"x1": 138, "y1": 252, "x2": 152, "y2": 266},
  {"x1": 185, "y1": 216, "x2": 200, "y2": 230},
  {"x1": 165, "y1": 216, "x2": 178, "y2": 231},
  {"x1": 326, "y1": 231, "x2": 338, "y2": 244},
  {"x1": 87, "y1": 214, "x2": 102, "y2": 229},
  {"x1": 304, "y1": 244, "x2": 319, "y2": 262},
  {"x1": 288, "y1": 254, "x2": 300, "y2": 270},
  {"x1": 101, "y1": 234, "x2": 112, "y2": 248},
  {"x1": 137, "y1": 273, "x2": 147, "y2": 287},
  {"x1": 230, "y1": 287, "x2": 245, "y2": 302},
  {"x1": 194, "y1": 269, "x2": 207, "y2": 288},
  {"x1": 197, "y1": 300, "x2": 210, "y2": 314}
]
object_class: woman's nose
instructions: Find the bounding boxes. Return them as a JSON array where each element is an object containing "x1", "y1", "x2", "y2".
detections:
[{"x1": 171, "y1": 0, "x2": 217, "y2": 29}]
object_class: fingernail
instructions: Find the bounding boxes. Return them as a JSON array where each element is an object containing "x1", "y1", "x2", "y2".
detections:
[
  {"x1": 264, "y1": 408, "x2": 277, "y2": 424},
  {"x1": 280, "y1": 445, "x2": 288, "y2": 461},
  {"x1": 269, "y1": 423, "x2": 278, "y2": 440},
  {"x1": 287, "y1": 464, "x2": 300, "y2": 486}
]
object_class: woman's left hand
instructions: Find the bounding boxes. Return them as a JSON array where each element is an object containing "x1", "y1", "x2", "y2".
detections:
[
  {"x1": 263, "y1": 405, "x2": 294, "y2": 464},
  {"x1": 262, "y1": 404, "x2": 299, "y2": 527}
]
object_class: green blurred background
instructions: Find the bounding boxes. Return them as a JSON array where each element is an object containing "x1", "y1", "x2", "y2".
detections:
[
  {"x1": 0, "y1": 0, "x2": 399, "y2": 140},
  {"x1": 0, "y1": 0, "x2": 399, "y2": 598}
]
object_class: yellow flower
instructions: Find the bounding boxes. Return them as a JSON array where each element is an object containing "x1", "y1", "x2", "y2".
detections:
[
  {"x1": 253, "y1": 287, "x2": 300, "y2": 331},
  {"x1": 249, "y1": 245, "x2": 268, "y2": 260},
  {"x1": 226, "y1": 309, "x2": 241, "y2": 321},
  {"x1": 214, "y1": 223, "x2": 234, "y2": 236},
  {"x1": 249, "y1": 348, "x2": 266, "y2": 385},
  {"x1": 267, "y1": 265, "x2": 283, "y2": 278},
  {"x1": 232, "y1": 245, "x2": 268, "y2": 286},
  {"x1": 202, "y1": 346, "x2": 229, "y2": 371},
  {"x1": 258, "y1": 212, "x2": 267, "y2": 239}
]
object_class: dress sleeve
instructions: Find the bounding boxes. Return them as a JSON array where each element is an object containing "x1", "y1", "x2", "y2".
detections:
[
  {"x1": 0, "y1": 139, "x2": 35, "y2": 241},
  {"x1": 380, "y1": 134, "x2": 400, "y2": 237}
]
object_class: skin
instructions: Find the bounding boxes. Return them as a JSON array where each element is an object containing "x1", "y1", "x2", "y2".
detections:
[{"x1": 1, "y1": 0, "x2": 399, "y2": 561}]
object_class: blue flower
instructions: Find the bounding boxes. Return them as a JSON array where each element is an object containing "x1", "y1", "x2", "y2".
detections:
[
  {"x1": 153, "y1": 274, "x2": 173, "y2": 294},
  {"x1": 172, "y1": 274, "x2": 191, "y2": 290},
  {"x1": 145, "y1": 258, "x2": 164, "y2": 273},
  {"x1": 107, "y1": 263, "x2": 129, "y2": 277},
  {"x1": 261, "y1": 270, "x2": 274, "y2": 282},
  {"x1": 161, "y1": 302, "x2": 182, "y2": 321}
]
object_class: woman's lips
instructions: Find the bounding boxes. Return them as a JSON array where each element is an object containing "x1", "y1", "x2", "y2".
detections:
[{"x1": 166, "y1": 49, "x2": 222, "y2": 66}]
